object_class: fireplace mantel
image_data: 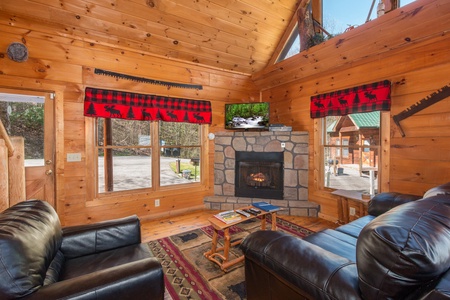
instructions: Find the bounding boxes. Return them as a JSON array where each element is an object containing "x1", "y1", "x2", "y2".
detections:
[{"x1": 204, "y1": 131, "x2": 319, "y2": 217}]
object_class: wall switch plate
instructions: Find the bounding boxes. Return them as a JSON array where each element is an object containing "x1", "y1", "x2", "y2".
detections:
[
  {"x1": 67, "y1": 153, "x2": 82, "y2": 162},
  {"x1": 349, "y1": 207, "x2": 356, "y2": 216},
  {"x1": 155, "y1": 199, "x2": 160, "y2": 207},
  {"x1": 281, "y1": 142, "x2": 286, "y2": 148}
]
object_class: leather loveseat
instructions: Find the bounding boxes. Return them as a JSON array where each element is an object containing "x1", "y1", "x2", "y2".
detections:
[
  {"x1": 0, "y1": 200, "x2": 164, "y2": 299},
  {"x1": 241, "y1": 184, "x2": 450, "y2": 300}
]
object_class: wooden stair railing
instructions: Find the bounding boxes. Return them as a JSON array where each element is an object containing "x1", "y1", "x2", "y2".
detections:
[
  {"x1": 0, "y1": 118, "x2": 14, "y2": 157},
  {"x1": 0, "y1": 119, "x2": 26, "y2": 211}
]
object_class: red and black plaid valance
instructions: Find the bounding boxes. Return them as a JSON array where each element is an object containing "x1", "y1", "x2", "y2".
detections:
[
  {"x1": 84, "y1": 87, "x2": 212, "y2": 124},
  {"x1": 310, "y1": 80, "x2": 391, "y2": 118}
]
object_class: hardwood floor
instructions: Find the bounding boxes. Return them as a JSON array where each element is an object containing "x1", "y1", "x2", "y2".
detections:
[{"x1": 141, "y1": 209, "x2": 338, "y2": 242}]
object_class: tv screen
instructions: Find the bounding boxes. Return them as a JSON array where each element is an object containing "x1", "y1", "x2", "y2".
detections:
[{"x1": 225, "y1": 102, "x2": 270, "y2": 130}]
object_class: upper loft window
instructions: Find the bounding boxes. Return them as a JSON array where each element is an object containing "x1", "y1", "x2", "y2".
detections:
[{"x1": 277, "y1": 0, "x2": 417, "y2": 62}]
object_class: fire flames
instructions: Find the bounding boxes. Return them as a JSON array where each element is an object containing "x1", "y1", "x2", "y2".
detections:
[{"x1": 250, "y1": 172, "x2": 266, "y2": 182}]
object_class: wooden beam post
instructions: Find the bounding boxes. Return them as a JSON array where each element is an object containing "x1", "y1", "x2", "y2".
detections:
[
  {"x1": 0, "y1": 139, "x2": 8, "y2": 211},
  {"x1": 9, "y1": 137, "x2": 26, "y2": 206},
  {"x1": 0, "y1": 119, "x2": 14, "y2": 157}
]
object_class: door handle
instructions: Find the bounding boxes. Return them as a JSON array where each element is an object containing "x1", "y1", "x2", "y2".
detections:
[{"x1": 45, "y1": 170, "x2": 53, "y2": 175}]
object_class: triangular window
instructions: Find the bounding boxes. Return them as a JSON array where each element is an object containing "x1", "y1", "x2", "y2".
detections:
[{"x1": 276, "y1": 0, "x2": 416, "y2": 63}]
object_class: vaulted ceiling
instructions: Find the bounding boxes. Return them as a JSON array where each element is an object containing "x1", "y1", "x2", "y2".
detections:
[{"x1": 1, "y1": 0, "x2": 301, "y2": 75}]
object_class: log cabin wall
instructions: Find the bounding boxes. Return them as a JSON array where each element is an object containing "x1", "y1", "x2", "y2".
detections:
[
  {"x1": 0, "y1": 0, "x2": 448, "y2": 225},
  {"x1": 252, "y1": 0, "x2": 450, "y2": 221},
  {"x1": 0, "y1": 16, "x2": 259, "y2": 226}
]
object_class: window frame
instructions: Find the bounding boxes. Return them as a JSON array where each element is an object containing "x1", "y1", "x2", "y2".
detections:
[
  {"x1": 316, "y1": 111, "x2": 389, "y2": 193},
  {"x1": 275, "y1": 1, "x2": 416, "y2": 64},
  {"x1": 85, "y1": 117, "x2": 208, "y2": 201}
]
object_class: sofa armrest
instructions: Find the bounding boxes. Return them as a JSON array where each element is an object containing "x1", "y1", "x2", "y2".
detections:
[
  {"x1": 61, "y1": 215, "x2": 141, "y2": 258},
  {"x1": 368, "y1": 192, "x2": 421, "y2": 216},
  {"x1": 22, "y1": 258, "x2": 164, "y2": 300},
  {"x1": 415, "y1": 268, "x2": 450, "y2": 299},
  {"x1": 241, "y1": 230, "x2": 360, "y2": 300}
]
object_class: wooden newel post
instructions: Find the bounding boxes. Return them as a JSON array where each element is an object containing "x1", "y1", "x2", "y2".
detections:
[
  {"x1": 9, "y1": 137, "x2": 26, "y2": 206},
  {"x1": 0, "y1": 119, "x2": 14, "y2": 157},
  {"x1": 0, "y1": 139, "x2": 8, "y2": 211}
]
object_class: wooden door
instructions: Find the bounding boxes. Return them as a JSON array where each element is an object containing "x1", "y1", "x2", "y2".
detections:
[
  {"x1": 24, "y1": 93, "x2": 55, "y2": 206},
  {"x1": 0, "y1": 89, "x2": 55, "y2": 207}
]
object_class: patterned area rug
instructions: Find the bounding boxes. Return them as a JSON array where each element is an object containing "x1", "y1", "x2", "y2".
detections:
[{"x1": 148, "y1": 216, "x2": 314, "y2": 300}]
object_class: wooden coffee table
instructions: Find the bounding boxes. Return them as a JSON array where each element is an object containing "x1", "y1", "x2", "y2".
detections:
[{"x1": 203, "y1": 206, "x2": 279, "y2": 272}]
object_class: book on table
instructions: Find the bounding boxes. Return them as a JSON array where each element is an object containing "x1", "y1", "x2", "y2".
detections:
[
  {"x1": 252, "y1": 201, "x2": 280, "y2": 212},
  {"x1": 214, "y1": 210, "x2": 242, "y2": 224}
]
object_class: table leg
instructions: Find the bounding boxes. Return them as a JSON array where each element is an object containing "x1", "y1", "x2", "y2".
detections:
[
  {"x1": 204, "y1": 227, "x2": 218, "y2": 257},
  {"x1": 222, "y1": 228, "x2": 231, "y2": 263},
  {"x1": 261, "y1": 216, "x2": 266, "y2": 230},
  {"x1": 271, "y1": 212, "x2": 277, "y2": 230}
]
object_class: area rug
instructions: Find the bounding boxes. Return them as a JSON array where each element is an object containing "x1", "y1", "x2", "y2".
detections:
[{"x1": 148, "y1": 216, "x2": 314, "y2": 300}]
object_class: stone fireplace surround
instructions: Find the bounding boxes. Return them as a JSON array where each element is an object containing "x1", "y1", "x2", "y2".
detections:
[{"x1": 204, "y1": 131, "x2": 319, "y2": 217}]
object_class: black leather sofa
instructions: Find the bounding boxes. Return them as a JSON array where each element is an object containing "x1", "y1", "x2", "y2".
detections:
[
  {"x1": 0, "y1": 200, "x2": 164, "y2": 299},
  {"x1": 241, "y1": 185, "x2": 450, "y2": 300}
]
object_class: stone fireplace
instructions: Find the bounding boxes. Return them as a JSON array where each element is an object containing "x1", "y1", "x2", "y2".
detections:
[
  {"x1": 204, "y1": 131, "x2": 319, "y2": 217},
  {"x1": 235, "y1": 151, "x2": 284, "y2": 199}
]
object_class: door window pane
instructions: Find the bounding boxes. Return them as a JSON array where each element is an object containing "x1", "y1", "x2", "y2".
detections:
[{"x1": 0, "y1": 94, "x2": 45, "y2": 166}]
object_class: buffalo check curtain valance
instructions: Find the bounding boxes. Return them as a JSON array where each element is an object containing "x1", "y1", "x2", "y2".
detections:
[
  {"x1": 310, "y1": 80, "x2": 391, "y2": 118},
  {"x1": 84, "y1": 87, "x2": 212, "y2": 124}
]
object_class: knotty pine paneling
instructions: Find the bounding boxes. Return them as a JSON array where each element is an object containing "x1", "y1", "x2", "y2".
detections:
[
  {"x1": 1, "y1": 0, "x2": 448, "y2": 225},
  {"x1": 252, "y1": 0, "x2": 450, "y2": 90},
  {"x1": 0, "y1": 15, "x2": 258, "y2": 226},
  {"x1": 258, "y1": 3, "x2": 450, "y2": 221},
  {"x1": 1, "y1": 0, "x2": 295, "y2": 73},
  {"x1": 82, "y1": 67, "x2": 257, "y2": 101}
]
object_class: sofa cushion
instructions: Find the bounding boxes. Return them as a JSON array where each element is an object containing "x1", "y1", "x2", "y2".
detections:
[
  {"x1": 335, "y1": 215, "x2": 375, "y2": 238},
  {"x1": 60, "y1": 243, "x2": 152, "y2": 280},
  {"x1": 368, "y1": 192, "x2": 421, "y2": 216},
  {"x1": 61, "y1": 215, "x2": 142, "y2": 258},
  {"x1": 357, "y1": 195, "x2": 450, "y2": 299},
  {"x1": 304, "y1": 229, "x2": 358, "y2": 261},
  {"x1": 423, "y1": 182, "x2": 450, "y2": 198},
  {"x1": 0, "y1": 200, "x2": 62, "y2": 298}
]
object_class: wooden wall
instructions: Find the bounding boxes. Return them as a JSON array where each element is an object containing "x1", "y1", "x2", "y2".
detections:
[
  {"x1": 1, "y1": 0, "x2": 448, "y2": 224},
  {"x1": 253, "y1": 0, "x2": 450, "y2": 221},
  {"x1": 0, "y1": 16, "x2": 259, "y2": 226}
]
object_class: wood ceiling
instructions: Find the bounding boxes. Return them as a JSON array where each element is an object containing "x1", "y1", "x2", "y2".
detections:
[{"x1": 0, "y1": 0, "x2": 301, "y2": 75}]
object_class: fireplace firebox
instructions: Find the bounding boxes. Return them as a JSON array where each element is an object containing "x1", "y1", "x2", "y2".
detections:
[{"x1": 235, "y1": 151, "x2": 284, "y2": 199}]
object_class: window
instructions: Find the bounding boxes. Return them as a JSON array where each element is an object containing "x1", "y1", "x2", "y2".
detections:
[
  {"x1": 323, "y1": 0, "x2": 417, "y2": 35},
  {"x1": 159, "y1": 122, "x2": 201, "y2": 186},
  {"x1": 335, "y1": 139, "x2": 341, "y2": 157},
  {"x1": 0, "y1": 93, "x2": 45, "y2": 166},
  {"x1": 322, "y1": 112, "x2": 381, "y2": 193},
  {"x1": 277, "y1": 25, "x2": 300, "y2": 62},
  {"x1": 342, "y1": 138, "x2": 349, "y2": 158},
  {"x1": 95, "y1": 118, "x2": 202, "y2": 194},
  {"x1": 277, "y1": 0, "x2": 417, "y2": 63}
]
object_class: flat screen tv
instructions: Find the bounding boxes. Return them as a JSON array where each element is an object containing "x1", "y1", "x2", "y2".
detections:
[{"x1": 225, "y1": 102, "x2": 270, "y2": 130}]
